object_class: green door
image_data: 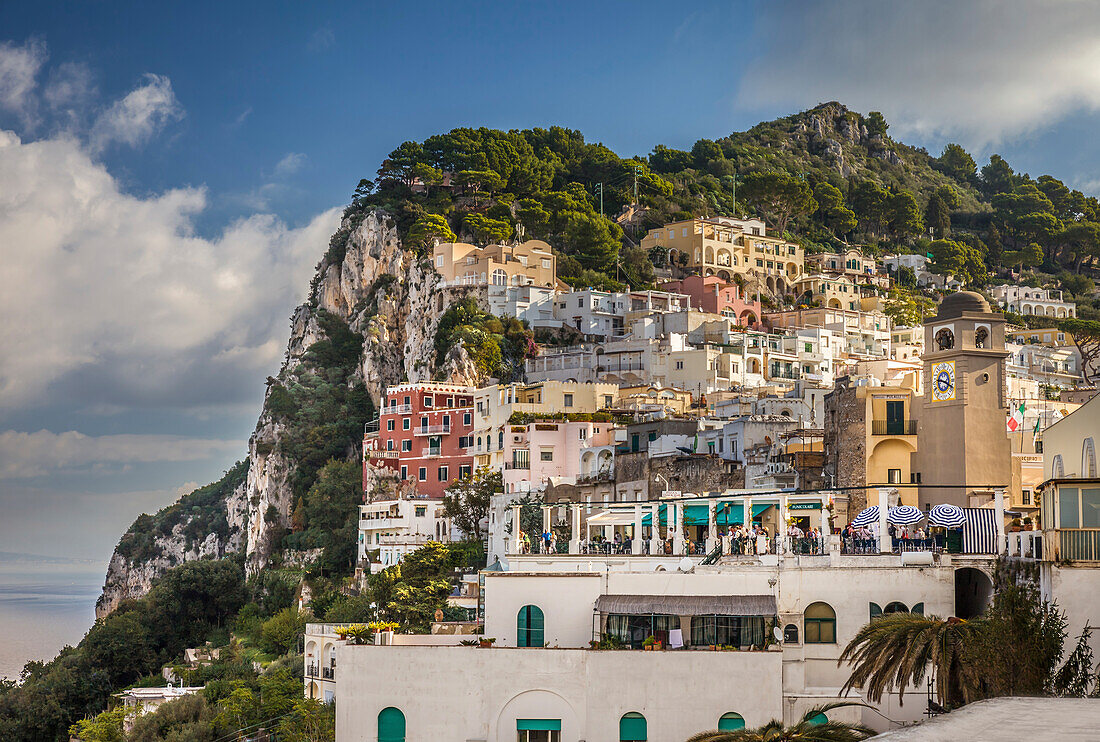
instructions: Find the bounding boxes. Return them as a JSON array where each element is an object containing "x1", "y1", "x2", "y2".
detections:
[
  {"x1": 518, "y1": 605, "x2": 544, "y2": 647},
  {"x1": 886, "y1": 400, "x2": 904, "y2": 435},
  {"x1": 378, "y1": 707, "x2": 405, "y2": 742}
]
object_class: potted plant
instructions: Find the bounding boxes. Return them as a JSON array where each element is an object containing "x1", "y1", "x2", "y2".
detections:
[
  {"x1": 369, "y1": 620, "x2": 399, "y2": 645},
  {"x1": 478, "y1": 637, "x2": 496, "y2": 648},
  {"x1": 642, "y1": 635, "x2": 657, "y2": 651},
  {"x1": 1010, "y1": 517, "x2": 1023, "y2": 533},
  {"x1": 334, "y1": 623, "x2": 373, "y2": 646},
  {"x1": 1023, "y1": 517, "x2": 1034, "y2": 531}
]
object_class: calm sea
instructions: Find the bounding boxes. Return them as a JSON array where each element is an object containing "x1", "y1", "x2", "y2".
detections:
[{"x1": 0, "y1": 556, "x2": 103, "y2": 681}]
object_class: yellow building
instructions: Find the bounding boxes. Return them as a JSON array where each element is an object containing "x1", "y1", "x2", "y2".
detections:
[
  {"x1": 805, "y1": 248, "x2": 890, "y2": 289},
  {"x1": 1006, "y1": 327, "x2": 1072, "y2": 347},
  {"x1": 640, "y1": 217, "x2": 804, "y2": 296},
  {"x1": 433, "y1": 240, "x2": 557, "y2": 288},
  {"x1": 824, "y1": 375, "x2": 920, "y2": 518},
  {"x1": 793, "y1": 273, "x2": 862, "y2": 310}
]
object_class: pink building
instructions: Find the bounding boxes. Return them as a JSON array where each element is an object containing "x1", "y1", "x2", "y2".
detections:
[
  {"x1": 661, "y1": 275, "x2": 762, "y2": 326},
  {"x1": 503, "y1": 419, "x2": 616, "y2": 495},
  {"x1": 364, "y1": 382, "x2": 474, "y2": 498}
]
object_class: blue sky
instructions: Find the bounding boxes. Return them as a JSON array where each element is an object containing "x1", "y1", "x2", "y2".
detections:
[{"x1": 2, "y1": 0, "x2": 1100, "y2": 561}]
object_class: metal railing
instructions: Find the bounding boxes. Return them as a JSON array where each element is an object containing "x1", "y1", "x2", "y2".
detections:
[
  {"x1": 871, "y1": 419, "x2": 917, "y2": 435},
  {"x1": 504, "y1": 460, "x2": 530, "y2": 470},
  {"x1": 384, "y1": 404, "x2": 413, "y2": 415},
  {"x1": 421, "y1": 447, "x2": 442, "y2": 457},
  {"x1": 414, "y1": 425, "x2": 451, "y2": 436},
  {"x1": 1059, "y1": 529, "x2": 1100, "y2": 561}
]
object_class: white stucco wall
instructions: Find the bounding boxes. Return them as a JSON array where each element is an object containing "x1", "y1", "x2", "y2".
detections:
[{"x1": 335, "y1": 644, "x2": 784, "y2": 742}]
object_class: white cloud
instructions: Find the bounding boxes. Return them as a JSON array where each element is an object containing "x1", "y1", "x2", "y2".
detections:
[
  {"x1": 44, "y1": 61, "x2": 96, "y2": 111},
  {"x1": 274, "y1": 152, "x2": 307, "y2": 177},
  {"x1": 89, "y1": 73, "x2": 184, "y2": 151},
  {"x1": 738, "y1": 0, "x2": 1100, "y2": 150},
  {"x1": 0, "y1": 39, "x2": 46, "y2": 124},
  {"x1": 0, "y1": 128, "x2": 342, "y2": 410},
  {"x1": 0, "y1": 429, "x2": 243, "y2": 478}
]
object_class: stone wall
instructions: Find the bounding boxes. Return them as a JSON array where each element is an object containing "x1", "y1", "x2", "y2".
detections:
[{"x1": 824, "y1": 378, "x2": 868, "y2": 519}]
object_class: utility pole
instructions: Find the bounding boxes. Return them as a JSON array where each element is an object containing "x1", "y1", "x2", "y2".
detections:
[
  {"x1": 633, "y1": 165, "x2": 641, "y2": 206},
  {"x1": 731, "y1": 173, "x2": 737, "y2": 215},
  {"x1": 595, "y1": 182, "x2": 604, "y2": 217}
]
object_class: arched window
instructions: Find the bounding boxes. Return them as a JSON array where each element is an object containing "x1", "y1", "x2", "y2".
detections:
[
  {"x1": 517, "y1": 605, "x2": 544, "y2": 647},
  {"x1": 783, "y1": 623, "x2": 800, "y2": 644},
  {"x1": 492, "y1": 269, "x2": 508, "y2": 285},
  {"x1": 912, "y1": 603, "x2": 925, "y2": 615},
  {"x1": 809, "y1": 712, "x2": 828, "y2": 725},
  {"x1": 804, "y1": 602, "x2": 836, "y2": 644},
  {"x1": 869, "y1": 602, "x2": 882, "y2": 620},
  {"x1": 975, "y1": 327, "x2": 988, "y2": 348},
  {"x1": 378, "y1": 707, "x2": 406, "y2": 742},
  {"x1": 884, "y1": 601, "x2": 909, "y2": 614},
  {"x1": 620, "y1": 712, "x2": 647, "y2": 741},
  {"x1": 1083, "y1": 438, "x2": 1097, "y2": 478},
  {"x1": 936, "y1": 328, "x2": 955, "y2": 351},
  {"x1": 718, "y1": 713, "x2": 745, "y2": 731},
  {"x1": 1053, "y1": 454, "x2": 1065, "y2": 478}
]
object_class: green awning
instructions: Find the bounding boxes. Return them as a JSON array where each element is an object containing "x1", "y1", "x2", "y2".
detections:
[
  {"x1": 620, "y1": 713, "x2": 647, "y2": 739},
  {"x1": 518, "y1": 719, "x2": 561, "y2": 731},
  {"x1": 717, "y1": 503, "x2": 743, "y2": 525},
  {"x1": 683, "y1": 503, "x2": 709, "y2": 525},
  {"x1": 752, "y1": 504, "x2": 773, "y2": 519}
]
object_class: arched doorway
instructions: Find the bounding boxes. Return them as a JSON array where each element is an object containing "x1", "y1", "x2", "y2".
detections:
[{"x1": 954, "y1": 567, "x2": 993, "y2": 618}]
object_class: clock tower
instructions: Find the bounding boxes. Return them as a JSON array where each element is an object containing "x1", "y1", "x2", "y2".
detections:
[{"x1": 911, "y1": 291, "x2": 1012, "y2": 508}]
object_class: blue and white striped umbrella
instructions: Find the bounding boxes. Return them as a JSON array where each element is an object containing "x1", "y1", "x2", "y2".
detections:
[
  {"x1": 888, "y1": 505, "x2": 925, "y2": 525},
  {"x1": 851, "y1": 506, "x2": 879, "y2": 527},
  {"x1": 929, "y1": 503, "x2": 966, "y2": 528}
]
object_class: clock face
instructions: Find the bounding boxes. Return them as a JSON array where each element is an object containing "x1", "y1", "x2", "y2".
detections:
[{"x1": 932, "y1": 361, "x2": 956, "y2": 401}]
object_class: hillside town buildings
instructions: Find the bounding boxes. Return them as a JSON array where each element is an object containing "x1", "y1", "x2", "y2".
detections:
[{"x1": 332, "y1": 217, "x2": 1099, "y2": 741}]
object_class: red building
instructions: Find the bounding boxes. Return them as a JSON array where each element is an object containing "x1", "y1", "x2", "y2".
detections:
[
  {"x1": 661, "y1": 275, "x2": 763, "y2": 327},
  {"x1": 363, "y1": 382, "x2": 475, "y2": 498}
]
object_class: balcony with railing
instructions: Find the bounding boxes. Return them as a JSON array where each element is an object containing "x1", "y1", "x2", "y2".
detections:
[
  {"x1": 1056, "y1": 529, "x2": 1100, "y2": 561},
  {"x1": 414, "y1": 424, "x2": 451, "y2": 436},
  {"x1": 383, "y1": 404, "x2": 413, "y2": 415},
  {"x1": 368, "y1": 450, "x2": 400, "y2": 459},
  {"x1": 871, "y1": 419, "x2": 917, "y2": 435},
  {"x1": 421, "y1": 447, "x2": 442, "y2": 458},
  {"x1": 505, "y1": 460, "x2": 531, "y2": 470}
]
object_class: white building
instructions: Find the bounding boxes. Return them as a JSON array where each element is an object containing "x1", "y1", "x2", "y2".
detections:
[
  {"x1": 317, "y1": 488, "x2": 1010, "y2": 740},
  {"x1": 488, "y1": 284, "x2": 558, "y2": 325},
  {"x1": 358, "y1": 497, "x2": 450, "y2": 572},
  {"x1": 117, "y1": 686, "x2": 205, "y2": 731},
  {"x1": 882, "y1": 254, "x2": 963, "y2": 290},
  {"x1": 991, "y1": 284, "x2": 1076, "y2": 319}
]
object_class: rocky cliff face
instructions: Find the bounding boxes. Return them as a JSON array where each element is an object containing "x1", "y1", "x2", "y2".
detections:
[{"x1": 98, "y1": 209, "x2": 484, "y2": 611}]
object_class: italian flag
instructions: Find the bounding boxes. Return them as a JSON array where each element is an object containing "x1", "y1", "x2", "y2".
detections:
[{"x1": 1007, "y1": 402, "x2": 1025, "y2": 432}]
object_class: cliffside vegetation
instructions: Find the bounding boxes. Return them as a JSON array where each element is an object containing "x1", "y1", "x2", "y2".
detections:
[
  {"x1": 433, "y1": 296, "x2": 537, "y2": 382},
  {"x1": 115, "y1": 460, "x2": 248, "y2": 565}
]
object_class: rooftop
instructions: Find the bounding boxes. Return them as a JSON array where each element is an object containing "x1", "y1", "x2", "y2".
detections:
[{"x1": 871, "y1": 697, "x2": 1100, "y2": 741}]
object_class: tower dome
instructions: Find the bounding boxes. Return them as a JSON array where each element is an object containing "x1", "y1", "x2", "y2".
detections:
[{"x1": 936, "y1": 291, "x2": 991, "y2": 319}]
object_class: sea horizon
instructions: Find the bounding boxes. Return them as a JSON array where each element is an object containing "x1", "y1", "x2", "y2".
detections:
[{"x1": 0, "y1": 553, "x2": 105, "y2": 682}]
